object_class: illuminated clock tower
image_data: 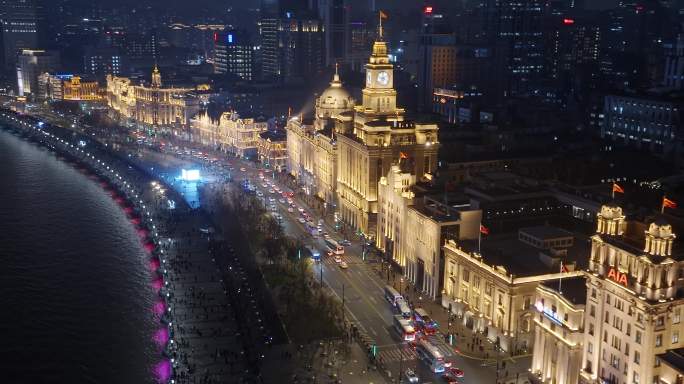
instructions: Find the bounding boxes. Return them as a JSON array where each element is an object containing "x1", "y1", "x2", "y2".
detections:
[{"x1": 360, "y1": 29, "x2": 398, "y2": 114}]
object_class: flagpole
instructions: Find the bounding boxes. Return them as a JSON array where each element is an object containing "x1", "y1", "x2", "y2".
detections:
[
  {"x1": 662, "y1": 196, "x2": 666, "y2": 214},
  {"x1": 559, "y1": 261, "x2": 563, "y2": 294},
  {"x1": 478, "y1": 224, "x2": 481, "y2": 254},
  {"x1": 611, "y1": 183, "x2": 615, "y2": 199}
]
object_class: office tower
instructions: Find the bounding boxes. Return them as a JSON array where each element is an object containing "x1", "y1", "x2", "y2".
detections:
[
  {"x1": 281, "y1": 16, "x2": 324, "y2": 83},
  {"x1": 318, "y1": 0, "x2": 349, "y2": 66},
  {"x1": 259, "y1": 0, "x2": 281, "y2": 80},
  {"x1": 0, "y1": 0, "x2": 39, "y2": 71},
  {"x1": 16, "y1": 49, "x2": 59, "y2": 97},
  {"x1": 416, "y1": 6, "x2": 456, "y2": 111},
  {"x1": 495, "y1": 0, "x2": 545, "y2": 98},
  {"x1": 664, "y1": 34, "x2": 684, "y2": 90},
  {"x1": 214, "y1": 30, "x2": 254, "y2": 81},
  {"x1": 83, "y1": 45, "x2": 126, "y2": 79}
]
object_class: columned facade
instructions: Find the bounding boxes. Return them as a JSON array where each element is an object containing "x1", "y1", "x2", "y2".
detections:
[{"x1": 336, "y1": 35, "x2": 439, "y2": 239}]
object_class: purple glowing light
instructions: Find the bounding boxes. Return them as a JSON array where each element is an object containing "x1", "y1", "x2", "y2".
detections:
[
  {"x1": 144, "y1": 242, "x2": 155, "y2": 253},
  {"x1": 153, "y1": 300, "x2": 166, "y2": 316},
  {"x1": 149, "y1": 258, "x2": 160, "y2": 271},
  {"x1": 154, "y1": 360, "x2": 172, "y2": 383},
  {"x1": 153, "y1": 328, "x2": 169, "y2": 347},
  {"x1": 152, "y1": 277, "x2": 163, "y2": 292}
]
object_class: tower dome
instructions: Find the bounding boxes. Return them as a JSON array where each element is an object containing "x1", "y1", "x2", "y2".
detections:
[{"x1": 316, "y1": 65, "x2": 355, "y2": 119}]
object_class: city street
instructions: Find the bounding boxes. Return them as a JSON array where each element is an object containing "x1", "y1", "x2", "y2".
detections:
[{"x1": 153, "y1": 148, "x2": 533, "y2": 384}]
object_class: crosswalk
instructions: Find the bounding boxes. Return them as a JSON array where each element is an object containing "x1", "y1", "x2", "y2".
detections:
[
  {"x1": 378, "y1": 345, "x2": 418, "y2": 363},
  {"x1": 378, "y1": 335, "x2": 456, "y2": 364}
]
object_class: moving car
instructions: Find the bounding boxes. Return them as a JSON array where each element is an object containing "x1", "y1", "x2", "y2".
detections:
[
  {"x1": 340, "y1": 239, "x2": 351, "y2": 246},
  {"x1": 405, "y1": 368, "x2": 419, "y2": 383},
  {"x1": 448, "y1": 367, "x2": 464, "y2": 378},
  {"x1": 298, "y1": 218, "x2": 306, "y2": 224},
  {"x1": 334, "y1": 256, "x2": 341, "y2": 263},
  {"x1": 339, "y1": 261, "x2": 348, "y2": 269}
]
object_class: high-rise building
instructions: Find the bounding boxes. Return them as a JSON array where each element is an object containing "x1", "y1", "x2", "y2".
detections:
[
  {"x1": 318, "y1": 0, "x2": 349, "y2": 67},
  {"x1": 83, "y1": 45, "x2": 125, "y2": 79},
  {"x1": 416, "y1": 6, "x2": 456, "y2": 111},
  {"x1": 497, "y1": 0, "x2": 545, "y2": 98},
  {"x1": 16, "y1": 49, "x2": 58, "y2": 97},
  {"x1": 664, "y1": 34, "x2": 684, "y2": 90},
  {"x1": 281, "y1": 16, "x2": 324, "y2": 83},
  {"x1": 348, "y1": 20, "x2": 374, "y2": 72},
  {"x1": 259, "y1": 0, "x2": 323, "y2": 82},
  {"x1": 0, "y1": 0, "x2": 38, "y2": 71},
  {"x1": 214, "y1": 29, "x2": 254, "y2": 81},
  {"x1": 602, "y1": 92, "x2": 683, "y2": 159},
  {"x1": 335, "y1": 30, "x2": 439, "y2": 237}
]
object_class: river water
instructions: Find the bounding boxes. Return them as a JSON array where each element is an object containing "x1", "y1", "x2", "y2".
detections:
[{"x1": 0, "y1": 129, "x2": 157, "y2": 383}]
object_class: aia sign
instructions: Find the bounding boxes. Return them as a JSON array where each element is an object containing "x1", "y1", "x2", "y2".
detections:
[{"x1": 607, "y1": 268, "x2": 628, "y2": 286}]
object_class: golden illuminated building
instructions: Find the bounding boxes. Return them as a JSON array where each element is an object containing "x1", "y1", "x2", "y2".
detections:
[
  {"x1": 335, "y1": 31, "x2": 439, "y2": 237},
  {"x1": 376, "y1": 164, "x2": 481, "y2": 298},
  {"x1": 257, "y1": 130, "x2": 288, "y2": 171},
  {"x1": 38, "y1": 74, "x2": 100, "y2": 101},
  {"x1": 442, "y1": 226, "x2": 584, "y2": 353},
  {"x1": 579, "y1": 205, "x2": 684, "y2": 384},
  {"x1": 189, "y1": 111, "x2": 266, "y2": 158},
  {"x1": 286, "y1": 67, "x2": 355, "y2": 203},
  {"x1": 106, "y1": 66, "x2": 201, "y2": 129},
  {"x1": 531, "y1": 276, "x2": 587, "y2": 384}
]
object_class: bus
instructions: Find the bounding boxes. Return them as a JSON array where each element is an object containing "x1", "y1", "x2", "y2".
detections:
[
  {"x1": 392, "y1": 315, "x2": 416, "y2": 342},
  {"x1": 414, "y1": 308, "x2": 439, "y2": 335},
  {"x1": 396, "y1": 298, "x2": 412, "y2": 318},
  {"x1": 324, "y1": 238, "x2": 344, "y2": 255},
  {"x1": 416, "y1": 340, "x2": 448, "y2": 373},
  {"x1": 384, "y1": 285, "x2": 402, "y2": 306},
  {"x1": 306, "y1": 246, "x2": 321, "y2": 262}
]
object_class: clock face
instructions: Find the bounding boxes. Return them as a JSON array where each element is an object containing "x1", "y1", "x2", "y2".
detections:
[
  {"x1": 377, "y1": 71, "x2": 390, "y2": 86},
  {"x1": 366, "y1": 72, "x2": 372, "y2": 87}
]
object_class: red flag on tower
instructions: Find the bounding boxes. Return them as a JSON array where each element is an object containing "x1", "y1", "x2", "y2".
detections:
[
  {"x1": 379, "y1": 10, "x2": 388, "y2": 19},
  {"x1": 612, "y1": 183, "x2": 624, "y2": 194},
  {"x1": 479, "y1": 224, "x2": 489, "y2": 235},
  {"x1": 663, "y1": 197, "x2": 678, "y2": 212}
]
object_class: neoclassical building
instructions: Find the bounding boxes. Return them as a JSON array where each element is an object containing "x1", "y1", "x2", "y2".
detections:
[
  {"x1": 286, "y1": 67, "x2": 355, "y2": 203},
  {"x1": 442, "y1": 226, "x2": 585, "y2": 353},
  {"x1": 189, "y1": 111, "x2": 267, "y2": 158},
  {"x1": 376, "y1": 164, "x2": 481, "y2": 299},
  {"x1": 107, "y1": 66, "x2": 201, "y2": 130},
  {"x1": 580, "y1": 205, "x2": 684, "y2": 384},
  {"x1": 334, "y1": 33, "x2": 439, "y2": 238},
  {"x1": 531, "y1": 276, "x2": 587, "y2": 384}
]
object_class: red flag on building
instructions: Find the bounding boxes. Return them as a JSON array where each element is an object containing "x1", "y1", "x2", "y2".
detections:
[
  {"x1": 479, "y1": 224, "x2": 489, "y2": 235},
  {"x1": 663, "y1": 197, "x2": 678, "y2": 211},
  {"x1": 612, "y1": 183, "x2": 624, "y2": 194}
]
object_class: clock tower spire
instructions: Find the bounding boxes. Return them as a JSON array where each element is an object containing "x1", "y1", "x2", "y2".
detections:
[{"x1": 360, "y1": 15, "x2": 398, "y2": 115}]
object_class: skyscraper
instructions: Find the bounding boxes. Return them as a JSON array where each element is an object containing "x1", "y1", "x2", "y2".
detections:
[
  {"x1": 416, "y1": 6, "x2": 456, "y2": 111},
  {"x1": 214, "y1": 30, "x2": 254, "y2": 81},
  {"x1": 259, "y1": 0, "x2": 323, "y2": 83},
  {"x1": 0, "y1": 0, "x2": 39, "y2": 72},
  {"x1": 16, "y1": 49, "x2": 59, "y2": 97},
  {"x1": 318, "y1": 0, "x2": 349, "y2": 66}
]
